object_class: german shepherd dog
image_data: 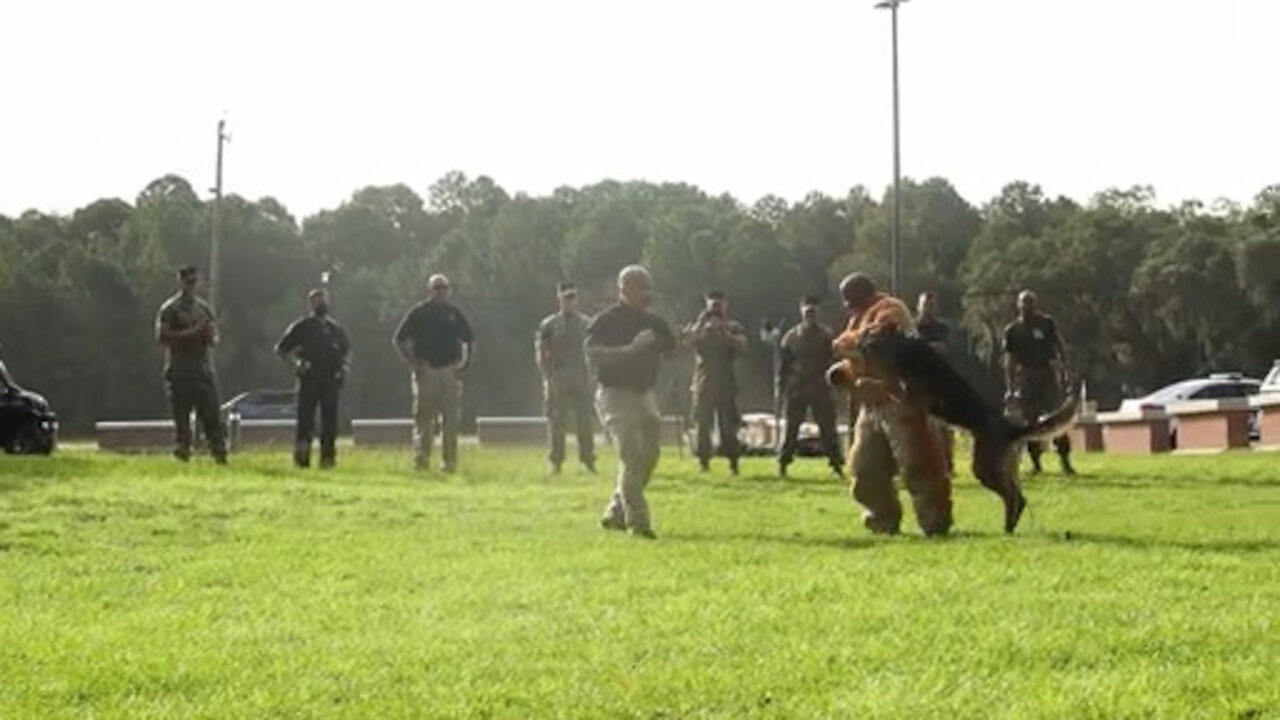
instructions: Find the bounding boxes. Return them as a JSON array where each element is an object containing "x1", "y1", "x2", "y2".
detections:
[{"x1": 829, "y1": 329, "x2": 1080, "y2": 534}]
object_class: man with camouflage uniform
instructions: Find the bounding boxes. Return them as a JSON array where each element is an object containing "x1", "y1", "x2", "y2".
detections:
[
  {"x1": 683, "y1": 290, "x2": 748, "y2": 475},
  {"x1": 154, "y1": 265, "x2": 227, "y2": 464},
  {"x1": 275, "y1": 287, "x2": 350, "y2": 469},
  {"x1": 393, "y1": 273, "x2": 474, "y2": 473},
  {"x1": 828, "y1": 272, "x2": 953, "y2": 537},
  {"x1": 1002, "y1": 289, "x2": 1075, "y2": 475},
  {"x1": 776, "y1": 296, "x2": 843, "y2": 477},
  {"x1": 535, "y1": 281, "x2": 596, "y2": 474},
  {"x1": 586, "y1": 264, "x2": 677, "y2": 539}
]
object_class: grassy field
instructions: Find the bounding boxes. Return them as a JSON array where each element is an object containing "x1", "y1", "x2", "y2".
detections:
[{"x1": 1, "y1": 443, "x2": 1277, "y2": 719}]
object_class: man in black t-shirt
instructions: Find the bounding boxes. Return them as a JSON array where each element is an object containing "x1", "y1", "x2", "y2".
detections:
[
  {"x1": 1002, "y1": 289, "x2": 1074, "y2": 475},
  {"x1": 586, "y1": 264, "x2": 677, "y2": 539},
  {"x1": 915, "y1": 290, "x2": 955, "y2": 474},
  {"x1": 393, "y1": 274, "x2": 474, "y2": 473},
  {"x1": 915, "y1": 290, "x2": 951, "y2": 355},
  {"x1": 275, "y1": 287, "x2": 350, "y2": 469}
]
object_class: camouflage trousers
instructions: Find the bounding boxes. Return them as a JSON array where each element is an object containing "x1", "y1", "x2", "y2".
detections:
[
  {"x1": 596, "y1": 387, "x2": 661, "y2": 533},
  {"x1": 412, "y1": 365, "x2": 460, "y2": 471},
  {"x1": 544, "y1": 377, "x2": 595, "y2": 468},
  {"x1": 165, "y1": 373, "x2": 226, "y2": 461},
  {"x1": 848, "y1": 401, "x2": 953, "y2": 536},
  {"x1": 778, "y1": 389, "x2": 843, "y2": 470},
  {"x1": 692, "y1": 387, "x2": 740, "y2": 466}
]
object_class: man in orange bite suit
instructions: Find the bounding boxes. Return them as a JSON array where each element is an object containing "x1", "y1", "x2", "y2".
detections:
[{"x1": 826, "y1": 273, "x2": 953, "y2": 536}]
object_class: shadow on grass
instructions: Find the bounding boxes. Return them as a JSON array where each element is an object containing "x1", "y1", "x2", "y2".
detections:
[{"x1": 1048, "y1": 531, "x2": 1280, "y2": 555}]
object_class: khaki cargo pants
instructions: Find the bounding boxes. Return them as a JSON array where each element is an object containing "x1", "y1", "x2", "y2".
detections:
[
  {"x1": 412, "y1": 365, "x2": 460, "y2": 471},
  {"x1": 596, "y1": 387, "x2": 661, "y2": 532},
  {"x1": 849, "y1": 401, "x2": 953, "y2": 536}
]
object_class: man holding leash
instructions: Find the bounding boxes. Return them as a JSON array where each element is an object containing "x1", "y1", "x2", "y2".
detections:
[{"x1": 1002, "y1": 289, "x2": 1075, "y2": 476}]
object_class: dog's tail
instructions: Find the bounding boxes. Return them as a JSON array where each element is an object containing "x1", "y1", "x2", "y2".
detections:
[
  {"x1": 971, "y1": 380, "x2": 1082, "y2": 535},
  {"x1": 1010, "y1": 380, "x2": 1083, "y2": 446}
]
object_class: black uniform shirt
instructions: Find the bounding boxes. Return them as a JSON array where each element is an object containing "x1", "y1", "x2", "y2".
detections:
[
  {"x1": 585, "y1": 302, "x2": 676, "y2": 393},
  {"x1": 276, "y1": 314, "x2": 350, "y2": 377},
  {"x1": 917, "y1": 316, "x2": 951, "y2": 349},
  {"x1": 394, "y1": 299, "x2": 474, "y2": 369},
  {"x1": 1003, "y1": 313, "x2": 1060, "y2": 370}
]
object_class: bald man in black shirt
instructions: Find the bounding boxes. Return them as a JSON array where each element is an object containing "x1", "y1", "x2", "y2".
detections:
[
  {"x1": 586, "y1": 264, "x2": 677, "y2": 539},
  {"x1": 1002, "y1": 289, "x2": 1075, "y2": 476}
]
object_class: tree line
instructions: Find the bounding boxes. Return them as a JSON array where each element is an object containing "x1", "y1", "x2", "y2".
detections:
[{"x1": 3, "y1": 171, "x2": 1279, "y2": 435}]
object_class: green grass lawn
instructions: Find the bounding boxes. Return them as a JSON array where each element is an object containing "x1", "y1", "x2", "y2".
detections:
[{"x1": 1, "y1": 444, "x2": 1277, "y2": 719}]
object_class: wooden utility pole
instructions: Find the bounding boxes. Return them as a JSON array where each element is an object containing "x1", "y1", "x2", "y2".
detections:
[{"x1": 210, "y1": 119, "x2": 229, "y2": 313}]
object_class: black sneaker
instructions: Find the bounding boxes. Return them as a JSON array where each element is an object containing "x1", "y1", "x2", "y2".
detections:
[
  {"x1": 630, "y1": 527, "x2": 658, "y2": 540},
  {"x1": 600, "y1": 515, "x2": 627, "y2": 532}
]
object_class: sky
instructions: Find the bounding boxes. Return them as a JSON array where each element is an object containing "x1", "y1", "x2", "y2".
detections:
[{"x1": 2, "y1": 0, "x2": 1276, "y2": 219}]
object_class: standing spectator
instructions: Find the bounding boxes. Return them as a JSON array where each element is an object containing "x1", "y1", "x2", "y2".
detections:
[
  {"x1": 682, "y1": 290, "x2": 748, "y2": 475},
  {"x1": 153, "y1": 265, "x2": 227, "y2": 464},
  {"x1": 535, "y1": 281, "x2": 596, "y2": 474},
  {"x1": 393, "y1": 274, "x2": 474, "y2": 473},
  {"x1": 776, "y1": 296, "x2": 844, "y2": 477},
  {"x1": 275, "y1": 287, "x2": 350, "y2": 469},
  {"x1": 915, "y1": 290, "x2": 955, "y2": 474}
]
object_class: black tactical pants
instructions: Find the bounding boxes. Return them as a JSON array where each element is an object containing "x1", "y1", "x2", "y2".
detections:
[
  {"x1": 1014, "y1": 368, "x2": 1071, "y2": 463},
  {"x1": 167, "y1": 374, "x2": 226, "y2": 461},
  {"x1": 296, "y1": 375, "x2": 340, "y2": 467}
]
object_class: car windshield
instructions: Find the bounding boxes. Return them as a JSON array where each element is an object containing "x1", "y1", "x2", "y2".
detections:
[{"x1": 1265, "y1": 365, "x2": 1280, "y2": 389}]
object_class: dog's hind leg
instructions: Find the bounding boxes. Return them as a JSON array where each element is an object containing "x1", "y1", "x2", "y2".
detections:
[{"x1": 971, "y1": 430, "x2": 1028, "y2": 535}]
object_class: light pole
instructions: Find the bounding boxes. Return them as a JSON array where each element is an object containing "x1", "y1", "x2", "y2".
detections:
[
  {"x1": 874, "y1": 0, "x2": 906, "y2": 296},
  {"x1": 209, "y1": 118, "x2": 229, "y2": 314}
]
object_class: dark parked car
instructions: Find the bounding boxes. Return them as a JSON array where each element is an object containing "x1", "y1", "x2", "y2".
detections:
[
  {"x1": 221, "y1": 389, "x2": 297, "y2": 421},
  {"x1": 0, "y1": 359, "x2": 57, "y2": 455}
]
